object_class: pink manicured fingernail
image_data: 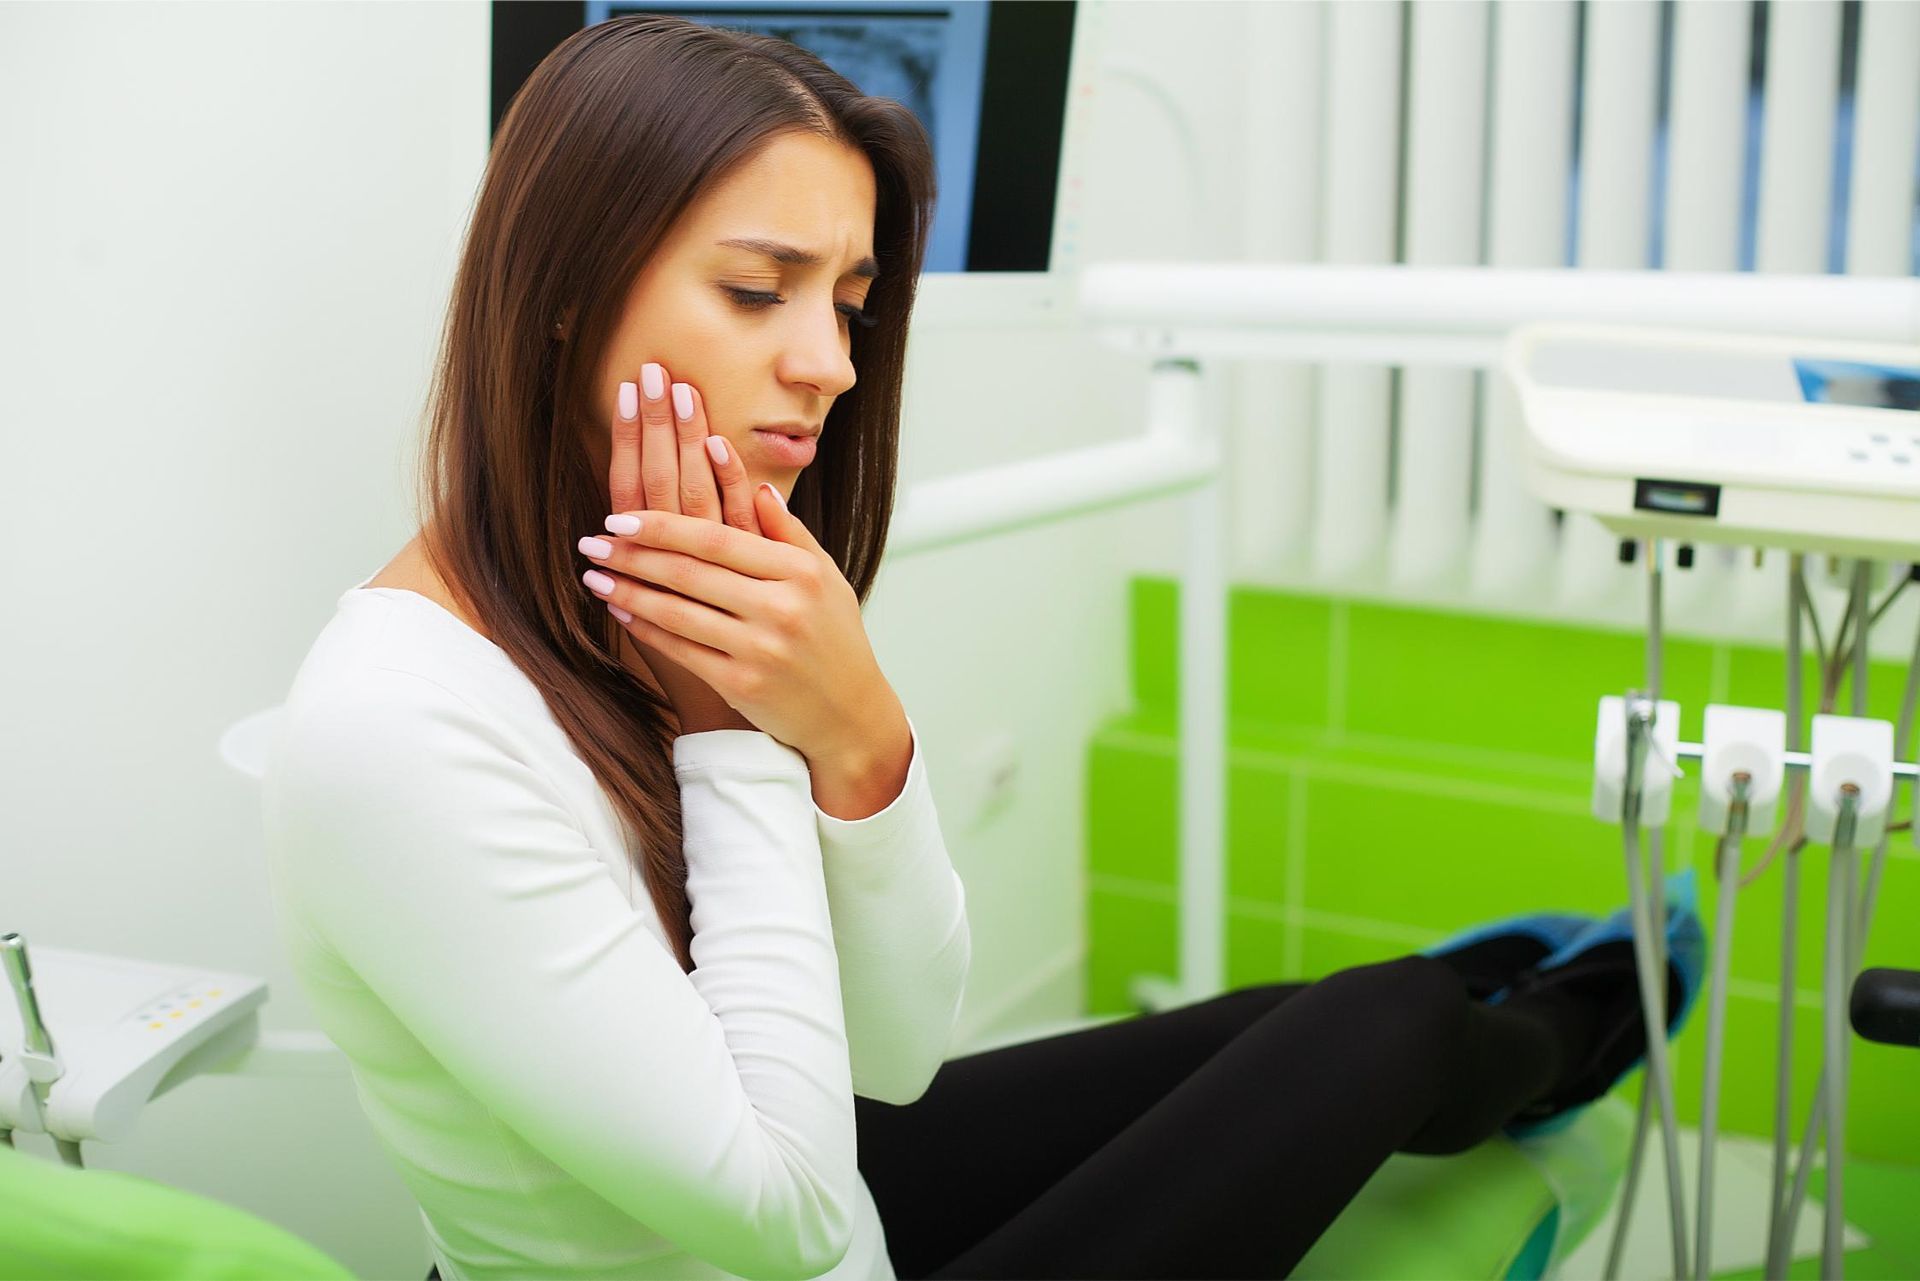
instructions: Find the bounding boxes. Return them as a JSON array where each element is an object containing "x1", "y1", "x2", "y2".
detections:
[
  {"x1": 672, "y1": 383, "x2": 693, "y2": 421},
  {"x1": 605, "y1": 513, "x2": 642, "y2": 536},
  {"x1": 761, "y1": 482, "x2": 787, "y2": 510},
  {"x1": 583, "y1": 569, "x2": 616, "y2": 596},
  {"x1": 607, "y1": 603, "x2": 633, "y2": 623},
  {"x1": 578, "y1": 536, "x2": 612, "y2": 559},
  {"x1": 706, "y1": 436, "x2": 728, "y2": 465},
  {"x1": 617, "y1": 382, "x2": 638, "y2": 421},
  {"x1": 642, "y1": 364, "x2": 665, "y2": 399}
]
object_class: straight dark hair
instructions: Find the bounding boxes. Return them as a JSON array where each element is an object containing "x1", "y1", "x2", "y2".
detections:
[{"x1": 413, "y1": 14, "x2": 935, "y2": 972}]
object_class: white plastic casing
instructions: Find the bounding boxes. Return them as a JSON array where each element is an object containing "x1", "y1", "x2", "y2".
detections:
[
  {"x1": 1805, "y1": 715, "x2": 1894, "y2": 846},
  {"x1": 1699, "y1": 705, "x2": 1787, "y2": 836},
  {"x1": 0, "y1": 948, "x2": 267, "y2": 1142},
  {"x1": 1593, "y1": 695, "x2": 1683, "y2": 826}
]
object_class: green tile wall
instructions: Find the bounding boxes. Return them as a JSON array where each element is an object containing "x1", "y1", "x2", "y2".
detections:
[{"x1": 1087, "y1": 576, "x2": 1920, "y2": 1163}]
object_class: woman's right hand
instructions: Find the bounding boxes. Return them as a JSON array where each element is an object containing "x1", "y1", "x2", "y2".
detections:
[{"x1": 599, "y1": 361, "x2": 763, "y2": 736}]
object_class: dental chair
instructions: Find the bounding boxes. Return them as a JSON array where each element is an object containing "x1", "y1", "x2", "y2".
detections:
[
  {"x1": 0, "y1": 1013, "x2": 1633, "y2": 1281},
  {"x1": 1300, "y1": 1096, "x2": 1636, "y2": 1279},
  {"x1": 0, "y1": 1139, "x2": 352, "y2": 1280},
  {"x1": 0, "y1": 936, "x2": 1633, "y2": 1281}
]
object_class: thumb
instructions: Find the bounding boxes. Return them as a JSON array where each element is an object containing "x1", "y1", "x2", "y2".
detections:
[{"x1": 757, "y1": 482, "x2": 821, "y2": 552}]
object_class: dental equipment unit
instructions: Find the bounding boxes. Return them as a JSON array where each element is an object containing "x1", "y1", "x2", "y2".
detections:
[
  {"x1": 1073, "y1": 262, "x2": 1920, "y2": 1275},
  {"x1": 0, "y1": 937, "x2": 278, "y2": 1165},
  {"x1": 1509, "y1": 322, "x2": 1920, "y2": 1280}
]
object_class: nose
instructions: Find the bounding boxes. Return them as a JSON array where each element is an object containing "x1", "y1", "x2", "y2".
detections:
[{"x1": 777, "y1": 300, "x2": 858, "y2": 400}]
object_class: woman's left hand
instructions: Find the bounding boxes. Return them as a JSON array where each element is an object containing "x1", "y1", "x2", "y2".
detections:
[{"x1": 584, "y1": 483, "x2": 901, "y2": 766}]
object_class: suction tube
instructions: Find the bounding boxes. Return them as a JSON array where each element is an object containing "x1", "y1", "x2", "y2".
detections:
[
  {"x1": 1776, "y1": 578, "x2": 1919, "y2": 1276},
  {"x1": 1764, "y1": 556, "x2": 1808, "y2": 1278},
  {"x1": 1603, "y1": 541, "x2": 1691, "y2": 1281},
  {"x1": 1696, "y1": 772, "x2": 1750, "y2": 1279}
]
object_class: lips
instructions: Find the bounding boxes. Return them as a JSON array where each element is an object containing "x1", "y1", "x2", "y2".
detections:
[{"x1": 751, "y1": 429, "x2": 818, "y2": 467}]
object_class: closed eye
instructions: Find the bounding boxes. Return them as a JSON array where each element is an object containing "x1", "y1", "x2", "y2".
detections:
[{"x1": 722, "y1": 286, "x2": 878, "y2": 329}]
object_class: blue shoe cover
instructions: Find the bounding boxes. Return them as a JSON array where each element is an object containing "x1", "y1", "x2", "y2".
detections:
[
  {"x1": 1422, "y1": 912, "x2": 1596, "y2": 966},
  {"x1": 1502, "y1": 869, "x2": 1707, "y2": 1140}
]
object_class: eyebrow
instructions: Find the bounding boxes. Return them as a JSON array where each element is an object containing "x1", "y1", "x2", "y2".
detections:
[{"x1": 718, "y1": 237, "x2": 881, "y2": 281}]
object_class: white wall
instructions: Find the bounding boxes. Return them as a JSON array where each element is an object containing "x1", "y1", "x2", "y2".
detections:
[{"x1": 1, "y1": 1, "x2": 1256, "y2": 1273}]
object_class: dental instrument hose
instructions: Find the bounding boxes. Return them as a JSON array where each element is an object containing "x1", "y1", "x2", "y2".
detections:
[
  {"x1": 1696, "y1": 774, "x2": 1750, "y2": 1280},
  {"x1": 1764, "y1": 555, "x2": 1809, "y2": 1278},
  {"x1": 1, "y1": 934, "x2": 85, "y2": 1168},
  {"x1": 1602, "y1": 541, "x2": 1690, "y2": 1281},
  {"x1": 1775, "y1": 582, "x2": 1918, "y2": 1276},
  {"x1": 1645, "y1": 543, "x2": 1688, "y2": 1281},
  {"x1": 1821, "y1": 787, "x2": 1861, "y2": 1280}
]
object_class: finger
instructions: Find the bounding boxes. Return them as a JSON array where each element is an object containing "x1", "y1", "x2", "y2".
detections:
[
  {"x1": 609, "y1": 380, "x2": 642, "y2": 515},
  {"x1": 705, "y1": 429, "x2": 762, "y2": 537},
  {"x1": 583, "y1": 566, "x2": 749, "y2": 656},
  {"x1": 755, "y1": 481, "x2": 826, "y2": 557},
  {"x1": 673, "y1": 381, "x2": 722, "y2": 522},
  {"x1": 602, "y1": 600, "x2": 731, "y2": 695},
  {"x1": 638, "y1": 362, "x2": 679, "y2": 514},
  {"x1": 606, "y1": 508, "x2": 810, "y2": 582},
  {"x1": 579, "y1": 535, "x2": 758, "y2": 617}
]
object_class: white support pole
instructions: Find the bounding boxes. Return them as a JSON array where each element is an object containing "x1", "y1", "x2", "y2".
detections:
[
  {"x1": 1169, "y1": 359, "x2": 1227, "y2": 1004},
  {"x1": 888, "y1": 436, "x2": 1216, "y2": 559},
  {"x1": 1077, "y1": 263, "x2": 1920, "y2": 343}
]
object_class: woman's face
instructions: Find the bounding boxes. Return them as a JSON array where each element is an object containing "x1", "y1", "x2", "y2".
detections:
[{"x1": 586, "y1": 130, "x2": 879, "y2": 498}]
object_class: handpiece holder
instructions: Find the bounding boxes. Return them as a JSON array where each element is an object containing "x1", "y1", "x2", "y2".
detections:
[
  {"x1": 1805, "y1": 716, "x2": 1894, "y2": 846},
  {"x1": 1699, "y1": 705, "x2": 1786, "y2": 837},
  {"x1": 1594, "y1": 694, "x2": 1682, "y2": 825}
]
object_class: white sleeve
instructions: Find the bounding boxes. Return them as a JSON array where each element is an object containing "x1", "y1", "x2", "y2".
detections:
[
  {"x1": 810, "y1": 714, "x2": 971, "y2": 1105},
  {"x1": 264, "y1": 668, "x2": 858, "y2": 1281}
]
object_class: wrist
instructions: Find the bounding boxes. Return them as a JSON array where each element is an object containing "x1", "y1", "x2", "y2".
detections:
[{"x1": 808, "y1": 700, "x2": 913, "y2": 820}]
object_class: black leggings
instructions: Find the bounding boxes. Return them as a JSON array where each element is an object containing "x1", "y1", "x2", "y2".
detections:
[{"x1": 855, "y1": 954, "x2": 1580, "y2": 1279}]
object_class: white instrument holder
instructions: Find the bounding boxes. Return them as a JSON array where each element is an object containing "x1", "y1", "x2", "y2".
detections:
[
  {"x1": 1806, "y1": 715, "x2": 1895, "y2": 846},
  {"x1": 1699, "y1": 705, "x2": 1787, "y2": 837},
  {"x1": 1594, "y1": 695, "x2": 1683, "y2": 826}
]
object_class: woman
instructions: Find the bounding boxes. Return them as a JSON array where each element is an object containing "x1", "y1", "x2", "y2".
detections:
[{"x1": 260, "y1": 15, "x2": 1701, "y2": 1280}]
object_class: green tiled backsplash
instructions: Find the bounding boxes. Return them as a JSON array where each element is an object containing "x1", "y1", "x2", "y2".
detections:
[{"x1": 1086, "y1": 577, "x2": 1920, "y2": 1162}]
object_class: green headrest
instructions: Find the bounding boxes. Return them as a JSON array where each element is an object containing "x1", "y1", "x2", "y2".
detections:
[{"x1": 0, "y1": 1141, "x2": 351, "y2": 1279}]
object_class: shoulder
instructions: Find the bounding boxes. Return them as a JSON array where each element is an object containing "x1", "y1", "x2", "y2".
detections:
[
  {"x1": 274, "y1": 592, "x2": 540, "y2": 772},
  {"x1": 267, "y1": 664, "x2": 504, "y2": 807}
]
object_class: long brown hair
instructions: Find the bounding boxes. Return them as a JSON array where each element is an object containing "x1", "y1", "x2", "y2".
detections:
[{"x1": 412, "y1": 14, "x2": 935, "y2": 973}]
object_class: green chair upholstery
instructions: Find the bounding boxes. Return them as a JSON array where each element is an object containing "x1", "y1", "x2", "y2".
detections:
[
  {"x1": 0, "y1": 1087, "x2": 1633, "y2": 1280},
  {"x1": 1296, "y1": 1095, "x2": 1636, "y2": 1279},
  {"x1": 0, "y1": 1141, "x2": 352, "y2": 1280}
]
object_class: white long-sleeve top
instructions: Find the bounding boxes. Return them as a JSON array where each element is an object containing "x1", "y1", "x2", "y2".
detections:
[{"x1": 260, "y1": 576, "x2": 971, "y2": 1281}]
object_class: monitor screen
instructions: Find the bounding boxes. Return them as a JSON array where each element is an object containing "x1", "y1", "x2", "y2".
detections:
[
  {"x1": 491, "y1": 1, "x2": 1077, "y2": 273},
  {"x1": 1794, "y1": 358, "x2": 1920, "y2": 414}
]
